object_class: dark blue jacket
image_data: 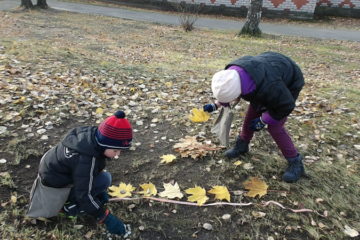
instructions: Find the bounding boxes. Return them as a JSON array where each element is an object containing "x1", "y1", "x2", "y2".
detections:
[
  {"x1": 39, "y1": 126, "x2": 106, "y2": 218},
  {"x1": 226, "y1": 52, "x2": 304, "y2": 120}
]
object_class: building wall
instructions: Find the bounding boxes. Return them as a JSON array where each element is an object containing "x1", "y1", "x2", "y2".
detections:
[
  {"x1": 166, "y1": 0, "x2": 360, "y2": 16},
  {"x1": 316, "y1": 0, "x2": 360, "y2": 8}
]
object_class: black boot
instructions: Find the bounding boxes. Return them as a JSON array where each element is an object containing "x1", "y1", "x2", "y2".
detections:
[
  {"x1": 282, "y1": 154, "x2": 305, "y2": 183},
  {"x1": 224, "y1": 136, "x2": 249, "y2": 159}
]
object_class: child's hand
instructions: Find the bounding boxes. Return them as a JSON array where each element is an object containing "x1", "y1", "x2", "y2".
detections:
[
  {"x1": 250, "y1": 117, "x2": 266, "y2": 131},
  {"x1": 103, "y1": 213, "x2": 127, "y2": 236},
  {"x1": 203, "y1": 103, "x2": 218, "y2": 113}
]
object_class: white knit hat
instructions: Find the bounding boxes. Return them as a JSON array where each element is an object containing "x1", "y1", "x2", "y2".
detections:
[{"x1": 211, "y1": 69, "x2": 241, "y2": 103}]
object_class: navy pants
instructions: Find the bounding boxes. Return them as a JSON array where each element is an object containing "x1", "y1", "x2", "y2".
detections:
[{"x1": 67, "y1": 171, "x2": 112, "y2": 204}]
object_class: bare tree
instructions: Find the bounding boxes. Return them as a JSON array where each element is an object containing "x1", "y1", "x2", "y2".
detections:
[
  {"x1": 239, "y1": 0, "x2": 263, "y2": 36},
  {"x1": 20, "y1": 0, "x2": 48, "y2": 9}
]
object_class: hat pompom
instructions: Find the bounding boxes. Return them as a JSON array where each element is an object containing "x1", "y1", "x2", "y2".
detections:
[{"x1": 114, "y1": 110, "x2": 125, "y2": 118}]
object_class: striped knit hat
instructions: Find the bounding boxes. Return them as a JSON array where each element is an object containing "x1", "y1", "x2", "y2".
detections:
[{"x1": 95, "y1": 111, "x2": 133, "y2": 149}]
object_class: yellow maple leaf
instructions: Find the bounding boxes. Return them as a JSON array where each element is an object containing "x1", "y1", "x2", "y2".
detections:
[
  {"x1": 158, "y1": 182, "x2": 184, "y2": 199},
  {"x1": 139, "y1": 182, "x2": 157, "y2": 197},
  {"x1": 188, "y1": 108, "x2": 210, "y2": 123},
  {"x1": 208, "y1": 186, "x2": 231, "y2": 202},
  {"x1": 185, "y1": 186, "x2": 208, "y2": 206},
  {"x1": 108, "y1": 182, "x2": 135, "y2": 198},
  {"x1": 243, "y1": 177, "x2": 268, "y2": 198},
  {"x1": 160, "y1": 154, "x2": 177, "y2": 164}
]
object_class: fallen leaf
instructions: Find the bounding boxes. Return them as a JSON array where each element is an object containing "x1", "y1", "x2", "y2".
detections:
[
  {"x1": 208, "y1": 186, "x2": 230, "y2": 202},
  {"x1": 188, "y1": 108, "x2": 210, "y2": 123},
  {"x1": 158, "y1": 182, "x2": 184, "y2": 199},
  {"x1": 10, "y1": 195, "x2": 17, "y2": 204},
  {"x1": 160, "y1": 154, "x2": 177, "y2": 164},
  {"x1": 185, "y1": 186, "x2": 208, "y2": 206},
  {"x1": 84, "y1": 231, "x2": 93, "y2": 239},
  {"x1": 139, "y1": 182, "x2": 157, "y2": 197},
  {"x1": 243, "y1": 177, "x2": 268, "y2": 198},
  {"x1": 344, "y1": 225, "x2": 359, "y2": 238},
  {"x1": 173, "y1": 136, "x2": 221, "y2": 159},
  {"x1": 95, "y1": 107, "x2": 104, "y2": 115},
  {"x1": 252, "y1": 211, "x2": 266, "y2": 218},
  {"x1": 108, "y1": 182, "x2": 135, "y2": 198},
  {"x1": 233, "y1": 160, "x2": 242, "y2": 166}
]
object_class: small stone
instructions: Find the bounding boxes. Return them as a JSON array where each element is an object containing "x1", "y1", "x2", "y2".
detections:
[
  {"x1": 40, "y1": 135, "x2": 48, "y2": 140},
  {"x1": 233, "y1": 190, "x2": 244, "y2": 196},
  {"x1": 136, "y1": 121, "x2": 143, "y2": 126},
  {"x1": 0, "y1": 126, "x2": 7, "y2": 135},
  {"x1": 129, "y1": 101, "x2": 137, "y2": 106},
  {"x1": 128, "y1": 204, "x2": 136, "y2": 211},
  {"x1": 37, "y1": 129, "x2": 46, "y2": 135},
  {"x1": 151, "y1": 118, "x2": 159, "y2": 123},
  {"x1": 354, "y1": 145, "x2": 360, "y2": 150},
  {"x1": 0, "y1": 159, "x2": 6, "y2": 164},
  {"x1": 202, "y1": 223, "x2": 213, "y2": 230},
  {"x1": 243, "y1": 163, "x2": 254, "y2": 170},
  {"x1": 222, "y1": 214, "x2": 231, "y2": 220},
  {"x1": 139, "y1": 226, "x2": 145, "y2": 231}
]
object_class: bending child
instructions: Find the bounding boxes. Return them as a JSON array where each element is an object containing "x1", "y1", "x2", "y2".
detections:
[
  {"x1": 27, "y1": 110, "x2": 132, "y2": 237},
  {"x1": 204, "y1": 51, "x2": 305, "y2": 183}
]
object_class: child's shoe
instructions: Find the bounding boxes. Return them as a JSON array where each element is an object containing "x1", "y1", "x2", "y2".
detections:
[
  {"x1": 282, "y1": 154, "x2": 305, "y2": 183},
  {"x1": 224, "y1": 136, "x2": 249, "y2": 159}
]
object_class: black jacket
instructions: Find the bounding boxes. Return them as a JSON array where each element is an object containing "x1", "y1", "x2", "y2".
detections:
[
  {"x1": 39, "y1": 126, "x2": 106, "y2": 218},
  {"x1": 226, "y1": 52, "x2": 304, "y2": 120}
]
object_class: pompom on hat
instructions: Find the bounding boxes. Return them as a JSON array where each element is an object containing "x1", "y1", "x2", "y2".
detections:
[
  {"x1": 95, "y1": 110, "x2": 132, "y2": 149},
  {"x1": 211, "y1": 69, "x2": 241, "y2": 103}
]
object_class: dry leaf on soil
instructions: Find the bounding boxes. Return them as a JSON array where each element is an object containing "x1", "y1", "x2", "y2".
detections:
[
  {"x1": 208, "y1": 186, "x2": 231, "y2": 202},
  {"x1": 185, "y1": 186, "x2": 209, "y2": 206},
  {"x1": 188, "y1": 108, "x2": 210, "y2": 123},
  {"x1": 139, "y1": 182, "x2": 157, "y2": 197},
  {"x1": 108, "y1": 182, "x2": 136, "y2": 198},
  {"x1": 160, "y1": 154, "x2": 177, "y2": 164},
  {"x1": 233, "y1": 160, "x2": 242, "y2": 166},
  {"x1": 158, "y1": 182, "x2": 184, "y2": 199},
  {"x1": 243, "y1": 177, "x2": 268, "y2": 198},
  {"x1": 173, "y1": 136, "x2": 222, "y2": 159}
]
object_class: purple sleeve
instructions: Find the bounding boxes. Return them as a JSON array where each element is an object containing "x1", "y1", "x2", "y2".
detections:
[{"x1": 261, "y1": 112, "x2": 282, "y2": 125}]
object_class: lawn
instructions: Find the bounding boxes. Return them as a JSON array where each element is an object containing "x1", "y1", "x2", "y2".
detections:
[{"x1": 0, "y1": 7, "x2": 359, "y2": 240}]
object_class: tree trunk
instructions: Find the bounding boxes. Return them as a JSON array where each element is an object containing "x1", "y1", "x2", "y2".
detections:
[
  {"x1": 37, "y1": 0, "x2": 49, "y2": 9},
  {"x1": 20, "y1": 0, "x2": 34, "y2": 9},
  {"x1": 239, "y1": 0, "x2": 263, "y2": 36}
]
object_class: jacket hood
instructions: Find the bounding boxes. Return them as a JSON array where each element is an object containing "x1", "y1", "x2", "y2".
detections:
[{"x1": 62, "y1": 126, "x2": 103, "y2": 157}]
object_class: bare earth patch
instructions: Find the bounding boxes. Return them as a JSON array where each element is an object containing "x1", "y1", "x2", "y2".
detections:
[{"x1": 0, "y1": 9, "x2": 359, "y2": 240}]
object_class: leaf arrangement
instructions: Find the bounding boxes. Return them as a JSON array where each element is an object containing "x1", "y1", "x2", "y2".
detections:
[{"x1": 108, "y1": 178, "x2": 268, "y2": 206}]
